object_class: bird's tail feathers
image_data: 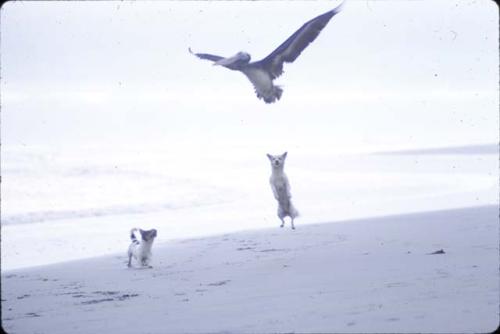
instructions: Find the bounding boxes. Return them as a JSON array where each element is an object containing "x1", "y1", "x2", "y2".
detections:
[
  {"x1": 262, "y1": 85, "x2": 283, "y2": 104},
  {"x1": 274, "y1": 86, "x2": 283, "y2": 101}
]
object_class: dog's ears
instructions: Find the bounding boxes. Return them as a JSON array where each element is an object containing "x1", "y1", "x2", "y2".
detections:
[{"x1": 267, "y1": 152, "x2": 287, "y2": 160}]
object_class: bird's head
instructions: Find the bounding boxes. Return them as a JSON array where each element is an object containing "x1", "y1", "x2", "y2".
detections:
[
  {"x1": 235, "y1": 51, "x2": 251, "y2": 63},
  {"x1": 214, "y1": 51, "x2": 251, "y2": 68}
]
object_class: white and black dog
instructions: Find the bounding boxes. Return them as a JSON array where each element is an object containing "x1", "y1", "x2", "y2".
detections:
[
  {"x1": 267, "y1": 152, "x2": 299, "y2": 229},
  {"x1": 127, "y1": 228, "x2": 157, "y2": 268}
]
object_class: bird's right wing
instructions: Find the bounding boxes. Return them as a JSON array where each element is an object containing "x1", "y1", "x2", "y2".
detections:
[{"x1": 257, "y1": 2, "x2": 344, "y2": 79}]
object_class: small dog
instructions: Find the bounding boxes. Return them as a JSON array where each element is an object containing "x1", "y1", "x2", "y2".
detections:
[
  {"x1": 127, "y1": 228, "x2": 157, "y2": 268},
  {"x1": 267, "y1": 152, "x2": 299, "y2": 229}
]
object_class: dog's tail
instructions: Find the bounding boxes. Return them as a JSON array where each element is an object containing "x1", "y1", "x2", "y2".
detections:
[
  {"x1": 287, "y1": 197, "x2": 299, "y2": 219},
  {"x1": 280, "y1": 198, "x2": 299, "y2": 219},
  {"x1": 290, "y1": 202, "x2": 300, "y2": 219},
  {"x1": 130, "y1": 228, "x2": 140, "y2": 244}
]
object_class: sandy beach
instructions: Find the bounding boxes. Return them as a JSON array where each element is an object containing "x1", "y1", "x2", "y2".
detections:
[
  {"x1": 2, "y1": 205, "x2": 498, "y2": 333},
  {"x1": 2, "y1": 1, "x2": 499, "y2": 333}
]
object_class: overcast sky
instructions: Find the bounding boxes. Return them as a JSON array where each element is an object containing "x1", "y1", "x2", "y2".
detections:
[{"x1": 1, "y1": 0, "x2": 498, "y2": 153}]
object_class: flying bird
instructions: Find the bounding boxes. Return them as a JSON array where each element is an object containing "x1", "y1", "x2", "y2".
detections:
[{"x1": 189, "y1": 2, "x2": 344, "y2": 104}]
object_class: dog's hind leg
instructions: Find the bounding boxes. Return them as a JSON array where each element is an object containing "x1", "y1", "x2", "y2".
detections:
[
  {"x1": 291, "y1": 217, "x2": 295, "y2": 230},
  {"x1": 127, "y1": 254, "x2": 132, "y2": 268},
  {"x1": 278, "y1": 206, "x2": 286, "y2": 228}
]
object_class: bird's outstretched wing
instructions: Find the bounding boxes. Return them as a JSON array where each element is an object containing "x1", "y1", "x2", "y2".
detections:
[
  {"x1": 188, "y1": 47, "x2": 225, "y2": 63},
  {"x1": 257, "y1": 2, "x2": 344, "y2": 79}
]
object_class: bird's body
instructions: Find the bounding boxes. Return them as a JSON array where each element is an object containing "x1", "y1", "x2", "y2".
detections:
[
  {"x1": 190, "y1": 2, "x2": 344, "y2": 103},
  {"x1": 242, "y1": 66, "x2": 282, "y2": 103}
]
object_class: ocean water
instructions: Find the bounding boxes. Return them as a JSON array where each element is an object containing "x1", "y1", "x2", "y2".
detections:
[{"x1": 1, "y1": 143, "x2": 498, "y2": 270}]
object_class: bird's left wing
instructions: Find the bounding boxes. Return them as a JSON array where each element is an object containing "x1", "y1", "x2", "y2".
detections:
[
  {"x1": 257, "y1": 2, "x2": 344, "y2": 79},
  {"x1": 189, "y1": 47, "x2": 225, "y2": 63}
]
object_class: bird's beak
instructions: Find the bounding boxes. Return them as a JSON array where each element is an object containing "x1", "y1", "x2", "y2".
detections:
[{"x1": 213, "y1": 53, "x2": 242, "y2": 66}]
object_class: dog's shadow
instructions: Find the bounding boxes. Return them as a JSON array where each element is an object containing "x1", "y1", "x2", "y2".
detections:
[
  {"x1": 127, "y1": 266, "x2": 153, "y2": 270},
  {"x1": 124, "y1": 261, "x2": 153, "y2": 270}
]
